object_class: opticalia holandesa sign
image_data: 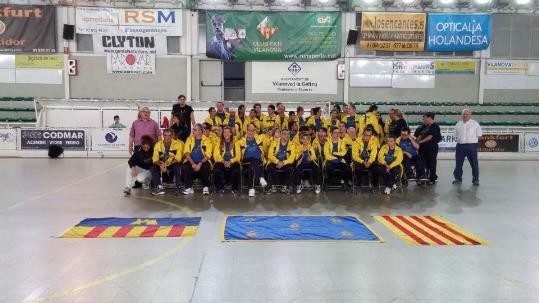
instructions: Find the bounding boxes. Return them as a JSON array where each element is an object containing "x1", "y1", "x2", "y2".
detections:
[
  {"x1": 91, "y1": 129, "x2": 129, "y2": 151},
  {"x1": 251, "y1": 61, "x2": 337, "y2": 94},
  {"x1": 426, "y1": 14, "x2": 491, "y2": 52},
  {"x1": 20, "y1": 129, "x2": 85, "y2": 150}
]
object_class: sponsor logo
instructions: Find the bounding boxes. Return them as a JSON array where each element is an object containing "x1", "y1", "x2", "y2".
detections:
[
  {"x1": 317, "y1": 16, "x2": 332, "y2": 24},
  {"x1": 105, "y1": 132, "x2": 118, "y2": 143},
  {"x1": 123, "y1": 10, "x2": 175, "y2": 24},
  {"x1": 0, "y1": 132, "x2": 14, "y2": 142},
  {"x1": 0, "y1": 6, "x2": 43, "y2": 18},
  {"x1": 484, "y1": 139, "x2": 497, "y2": 149},
  {"x1": 528, "y1": 137, "x2": 538, "y2": 149},
  {"x1": 288, "y1": 62, "x2": 301, "y2": 75},
  {"x1": 257, "y1": 16, "x2": 277, "y2": 40}
]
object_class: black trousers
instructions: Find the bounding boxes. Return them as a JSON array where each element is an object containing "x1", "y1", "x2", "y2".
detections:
[
  {"x1": 151, "y1": 163, "x2": 181, "y2": 188},
  {"x1": 243, "y1": 158, "x2": 264, "y2": 189},
  {"x1": 373, "y1": 165, "x2": 401, "y2": 187},
  {"x1": 417, "y1": 145, "x2": 438, "y2": 182},
  {"x1": 181, "y1": 162, "x2": 211, "y2": 189},
  {"x1": 325, "y1": 161, "x2": 352, "y2": 184},
  {"x1": 353, "y1": 162, "x2": 373, "y2": 186},
  {"x1": 294, "y1": 162, "x2": 321, "y2": 185},
  {"x1": 213, "y1": 162, "x2": 241, "y2": 191},
  {"x1": 402, "y1": 155, "x2": 418, "y2": 179},
  {"x1": 266, "y1": 163, "x2": 294, "y2": 187}
]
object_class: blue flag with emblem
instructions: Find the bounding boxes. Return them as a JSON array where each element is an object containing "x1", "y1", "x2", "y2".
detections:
[{"x1": 222, "y1": 216, "x2": 382, "y2": 242}]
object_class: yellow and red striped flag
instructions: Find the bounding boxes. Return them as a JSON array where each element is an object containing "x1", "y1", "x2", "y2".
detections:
[
  {"x1": 374, "y1": 215, "x2": 487, "y2": 246},
  {"x1": 60, "y1": 217, "x2": 200, "y2": 238}
]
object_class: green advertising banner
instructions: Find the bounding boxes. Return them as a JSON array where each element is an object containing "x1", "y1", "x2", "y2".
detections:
[{"x1": 205, "y1": 11, "x2": 341, "y2": 61}]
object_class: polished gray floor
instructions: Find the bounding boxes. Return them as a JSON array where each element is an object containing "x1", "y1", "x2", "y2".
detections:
[{"x1": 0, "y1": 159, "x2": 538, "y2": 303}]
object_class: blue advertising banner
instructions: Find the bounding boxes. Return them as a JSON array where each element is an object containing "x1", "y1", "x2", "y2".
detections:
[{"x1": 426, "y1": 14, "x2": 491, "y2": 52}]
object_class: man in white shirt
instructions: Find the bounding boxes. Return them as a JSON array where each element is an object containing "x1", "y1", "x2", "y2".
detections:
[{"x1": 453, "y1": 109, "x2": 482, "y2": 185}]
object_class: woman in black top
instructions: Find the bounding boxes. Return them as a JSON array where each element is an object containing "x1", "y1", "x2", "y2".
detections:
[
  {"x1": 388, "y1": 108, "x2": 408, "y2": 138},
  {"x1": 170, "y1": 114, "x2": 190, "y2": 142}
]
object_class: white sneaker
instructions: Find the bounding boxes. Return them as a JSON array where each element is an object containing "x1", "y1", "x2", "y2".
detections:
[
  {"x1": 392, "y1": 184, "x2": 397, "y2": 190},
  {"x1": 296, "y1": 184, "x2": 303, "y2": 194},
  {"x1": 142, "y1": 183, "x2": 150, "y2": 190},
  {"x1": 315, "y1": 185, "x2": 321, "y2": 194},
  {"x1": 123, "y1": 187, "x2": 131, "y2": 195},
  {"x1": 202, "y1": 187, "x2": 209, "y2": 195},
  {"x1": 248, "y1": 188, "x2": 255, "y2": 197},
  {"x1": 384, "y1": 187, "x2": 391, "y2": 195},
  {"x1": 259, "y1": 177, "x2": 268, "y2": 188},
  {"x1": 182, "y1": 188, "x2": 194, "y2": 195}
]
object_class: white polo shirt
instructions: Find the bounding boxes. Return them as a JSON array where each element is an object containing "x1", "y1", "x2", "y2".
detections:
[{"x1": 454, "y1": 119, "x2": 482, "y2": 144}]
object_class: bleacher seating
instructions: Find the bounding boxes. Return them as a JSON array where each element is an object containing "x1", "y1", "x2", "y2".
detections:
[
  {"x1": 332, "y1": 101, "x2": 539, "y2": 127},
  {"x1": 0, "y1": 97, "x2": 37, "y2": 125}
]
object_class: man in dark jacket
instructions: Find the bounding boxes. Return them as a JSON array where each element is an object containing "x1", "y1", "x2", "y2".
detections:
[
  {"x1": 414, "y1": 112, "x2": 442, "y2": 185},
  {"x1": 124, "y1": 135, "x2": 154, "y2": 195}
]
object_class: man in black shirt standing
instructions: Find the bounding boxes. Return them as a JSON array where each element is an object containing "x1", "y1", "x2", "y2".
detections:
[
  {"x1": 414, "y1": 112, "x2": 442, "y2": 185},
  {"x1": 171, "y1": 95, "x2": 196, "y2": 136}
]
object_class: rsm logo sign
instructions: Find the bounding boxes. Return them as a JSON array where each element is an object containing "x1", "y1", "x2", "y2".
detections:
[{"x1": 122, "y1": 9, "x2": 176, "y2": 24}]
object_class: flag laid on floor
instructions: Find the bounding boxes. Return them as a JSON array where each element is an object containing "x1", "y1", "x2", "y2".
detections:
[
  {"x1": 61, "y1": 217, "x2": 201, "y2": 238},
  {"x1": 374, "y1": 215, "x2": 487, "y2": 246},
  {"x1": 222, "y1": 216, "x2": 383, "y2": 242}
]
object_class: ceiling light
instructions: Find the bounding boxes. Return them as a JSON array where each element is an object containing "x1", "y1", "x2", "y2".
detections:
[
  {"x1": 439, "y1": 0, "x2": 455, "y2": 4},
  {"x1": 473, "y1": 0, "x2": 491, "y2": 5},
  {"x1": 515, "y1": 0, "x2": 531, "y2": 4}
]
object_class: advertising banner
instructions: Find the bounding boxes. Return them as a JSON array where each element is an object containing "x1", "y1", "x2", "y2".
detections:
[
  {"x1": 76, "y1": 7, "x2": 182, "y2": 36},
  {"x1": 92, "y1": 34, "x2": 167, "y2": 55},
  {"x1": 435, "y1": 60, "x2": 476, "y2": 74},
  {"x1": 359, "y1": 12, "x2": 426, "y2": 51},
  {"x1": 91, "y1": 128, "x2": 129, "y2": 151},
  {"x1": 20, "y1": 129, "x2": 86, "y2": 150},
  {"x1": 392, "y1": 60, "x2": 434, "y2": 75},
  {"x1": 439, "y1": 132, "x2": 457, "y2": 152},
  {"x1": 106, "y1": 52, "x2": 155, "y2": 74},
  {"x1": 478, "y1": 134, "x2": 519, "y2": 152},
  {"x1": 524, "y1": 133, "x2": 539, "y2": 152},
  {"x1": 426, "y1": 14, "x2": 491, "y2": 52},
  {"x1": 0, "y1": 129, "x2": 16, "y2": 150},
  {"x1": 0, "y1": 5, "x2": 56, "y2": 53},
  {"x1": 486, "y1": 60, "x2": 528, "y2": 75},
  {"x1": 15, "y1": 54, "x2": 64, "y2": 68},
  {"x1": 251, "y1": 61, "x2": 337, "y2": 94},
  {"x1": 205, "y1": 11, "x2": 341, "y2": 61}
]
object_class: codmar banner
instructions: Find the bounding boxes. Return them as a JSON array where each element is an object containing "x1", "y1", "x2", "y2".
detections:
[
  {"x1": 205, "y1": 11, "x2": 341, "y2": 61},
  {"x1": 359, "y1": 12, "x2": 426, "y2": 52},
  {"x1": 0, "y1": 5, "x2": 56, "y2": 53}
]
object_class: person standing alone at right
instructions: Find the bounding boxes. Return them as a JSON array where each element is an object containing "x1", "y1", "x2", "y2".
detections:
[{"x1": 453, "y1": 109, "x2": 482, "y2": 186}]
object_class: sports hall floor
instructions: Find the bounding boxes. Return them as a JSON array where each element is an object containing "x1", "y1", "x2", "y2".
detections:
[{"x1": 0, "y1": 158, "x2": 538, "y2": 303}]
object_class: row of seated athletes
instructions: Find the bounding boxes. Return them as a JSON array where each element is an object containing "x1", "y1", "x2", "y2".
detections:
[{"x1": 123, "y1": 121, "x2": 424, "y2": 197}]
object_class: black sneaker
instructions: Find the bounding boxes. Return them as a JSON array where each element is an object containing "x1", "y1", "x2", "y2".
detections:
[
  {"x1": 452, "y1": 180, "x2": 462, "y2": 184},
  {"x1": 427, "y1": 180, "x2": 436, "y2": 185},
  {"x1": 472, "y1": 180, "x2": 480, "y2": 186},
  {"x1": 151, "y1": 186, "x2": 165, "y2": 196}
]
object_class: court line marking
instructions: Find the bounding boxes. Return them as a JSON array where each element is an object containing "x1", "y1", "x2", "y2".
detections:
[
  {"x1": 24, "y1": 239, "x2": 191, "y2": 303},
  {"x1": 445, "y1": 250, "x2": 539, "y2": 293},
  {"x1": 0, "y1": 162, "x2": 125, "y2": 215},
  {"x1": 22, "y1": 191, "x2": 197, "y2": 303},
  {"x1": 0, "y1": 193, "x2": 189, "y2": 268}
]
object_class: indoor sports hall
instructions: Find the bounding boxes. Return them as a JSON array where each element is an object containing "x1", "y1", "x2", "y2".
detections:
[{"x1": 1, "y1": 1, "x2": 539, "y2": 303}]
